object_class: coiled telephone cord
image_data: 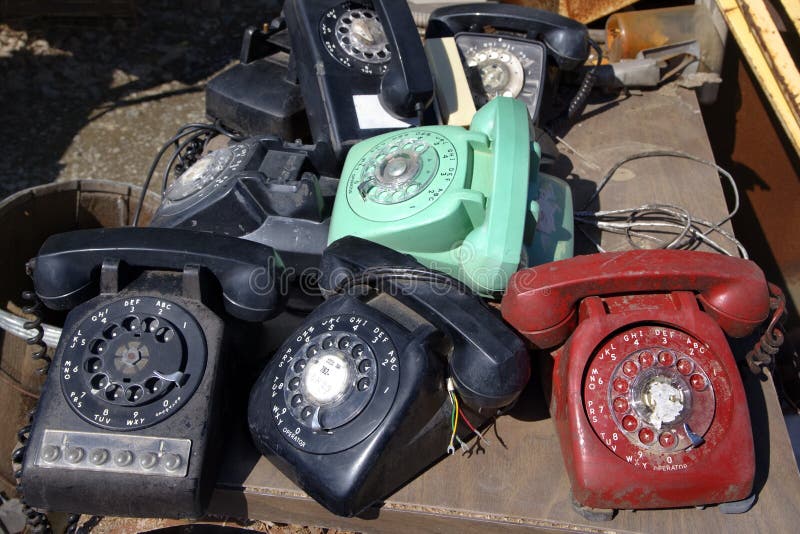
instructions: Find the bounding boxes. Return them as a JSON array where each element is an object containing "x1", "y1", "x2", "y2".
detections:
[
  {"x1": 12, "y1": 284, "x2": 53, "y2": 533},
  {"x1": 567, "y1": 39, "x2": 603, "y2": 122},
  {"x1": 746, "y1": 283, "x2": 787, "y2": 376},
  {"x1": 21, "y1": 290, "x2": 50, "y2": 376}
]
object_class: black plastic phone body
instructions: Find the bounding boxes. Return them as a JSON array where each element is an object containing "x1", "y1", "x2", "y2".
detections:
[
  {"x1": 249, "y1": 294, "x2": 445, "y2": 517},
  {"x1": 149, "y1": 138, "x2": 337, "y2": 275},
  {"x1": 425, "y1": 3, "x2": 589, "y2": 70},
  {"x1": 319, "y1": 236, "x2": 530, "y2": 411},
  {"x1": 283, "y1": 0, "x2": 436, "y2": 175},
  {"x1": 206, "y1": 26, "x2": 310, "y2": 141},
  {"x1": 21, "y1": 271, "x2": 226, "y2": 518},
  {"x1": 20, "y1": 228, "x2": 284, "y2": 518},
  {"x1": 247, "y1": 237, "x2": 530, "y2": 517}
]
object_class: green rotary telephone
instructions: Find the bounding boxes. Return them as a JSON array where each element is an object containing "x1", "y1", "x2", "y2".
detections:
[{"x1": 327, "y1": 97, "x2": 573, "y2": 295}]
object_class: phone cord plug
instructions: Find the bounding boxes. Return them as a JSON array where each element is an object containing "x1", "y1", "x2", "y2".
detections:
[
  {"x1": 747, "y1": 282, "x2": 787, "y2": 375},
  {"x1": 567, "y1": 39, "x2": 603, "y2": 123}
]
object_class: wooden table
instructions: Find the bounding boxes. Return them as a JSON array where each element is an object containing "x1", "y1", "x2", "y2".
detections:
[{"x1": 208, "y1": 86, "x2": 800, "y2": 532}]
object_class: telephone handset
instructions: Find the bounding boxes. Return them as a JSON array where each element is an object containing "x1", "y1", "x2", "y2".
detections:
[
  {"x1": 501, "y1": 250, "x2": 770, "y2": 517},
  {"x1": 248, "y1": 236, "x2": 530, "y2": 516},
  {"x1": 20, "y1": 228, "x2": 283, "y2": 518},
  {"x1": 425, "y1": 3, "x2": 590, "y2": 126},
  {"x1": 283, "y1": 0, "x2": 436, "y2": 174},
  {"x1": 32, "y1": 227, "x2": 285, "y2": 321}
]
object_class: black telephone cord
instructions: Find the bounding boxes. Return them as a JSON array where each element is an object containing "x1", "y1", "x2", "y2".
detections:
[{"x1": 566, "y1": 38, "x2": 603, "y2": 122}]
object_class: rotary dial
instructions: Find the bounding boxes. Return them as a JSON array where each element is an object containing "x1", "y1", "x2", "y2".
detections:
[
  {"x1": 320, "y1": 2, "x2": 391, "y2": 75},
  {"x1": 465, "y1": 45, "x2": 525, "y2": 100},
  {"x1": 160, "y1": 142, "x2": 252, "y2": 211},
  {"x1": 455, "y1": 35, "x2": 546, "y2": 117},
  {"x1": 268, "y1": 314, "x2": 400, "y2": 454},
  {"x1": 60, "y1": 297, "x2": 206, "y2": 431},
  {"x1": 583, "y1": 325, "x2": 719, "y2": 471},
  {"x1": 344, "y1": 129, "x2": 459, "y2": 224}
]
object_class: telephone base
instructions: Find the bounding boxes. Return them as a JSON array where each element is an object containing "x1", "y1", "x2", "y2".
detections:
[
  {"x1": 570, "y1": 494, "x2": 615, "y2": 521},
  {"x1": 719, "y1": 494, "x2": 756, "y2": 514}
]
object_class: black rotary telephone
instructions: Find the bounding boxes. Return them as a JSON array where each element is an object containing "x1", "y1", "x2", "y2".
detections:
[
  {"x1": 283, "y1": 0, "x2": 437, "y2": 175},
  {"x1": 149, "y1": 137, "x2": 336, "y2": 275},
  {"x1": 248, "y1": 236, "x2": 530, "y2": 517},
  {"x1": 424, "y1": 3, "x2": 591, "y2": 126},
  {"x1": 19, "y1": 227, "x2": 283, "y2": 518}
]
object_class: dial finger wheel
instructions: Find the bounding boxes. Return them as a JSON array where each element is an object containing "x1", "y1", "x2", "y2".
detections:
[{"x1": 60, "y1": 297, "x2": 206, "y2": 431}]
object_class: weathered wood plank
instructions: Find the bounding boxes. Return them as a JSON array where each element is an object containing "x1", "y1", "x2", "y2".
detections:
[{"x1": 716, "y1": 0, "x2": 800, "y2": 155}]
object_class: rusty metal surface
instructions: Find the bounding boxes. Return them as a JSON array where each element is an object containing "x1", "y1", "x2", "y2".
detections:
[{"x1": 504, "y1": 0, "x2": 641, "y2": 24}]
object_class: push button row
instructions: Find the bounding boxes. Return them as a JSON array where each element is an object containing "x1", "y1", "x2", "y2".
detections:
[
  {"x1": 35, "y1": 430, "x2": 190, "y2": 477},
  {"x1": 41, "y1": 445, "x2": 183, "y2": 471}
]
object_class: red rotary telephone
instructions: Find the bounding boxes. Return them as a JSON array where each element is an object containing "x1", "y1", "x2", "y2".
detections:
[{"x1": 501, "y1": 250, "x2": 772, "y2": 518}]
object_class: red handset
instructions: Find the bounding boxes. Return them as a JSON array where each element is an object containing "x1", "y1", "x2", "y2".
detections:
[{"x1": 501, "y1": 250, "x2": 771, "y2": 517}]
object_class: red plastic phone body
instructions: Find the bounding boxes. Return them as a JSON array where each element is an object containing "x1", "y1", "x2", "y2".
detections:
[{"x1": 501, "y1": 250, "x2": 769, "y2": 510}]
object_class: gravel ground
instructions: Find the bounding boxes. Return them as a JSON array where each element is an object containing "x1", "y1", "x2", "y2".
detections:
[{"x1": 0, "y1": 0, "x2": 280, "y2": 196}]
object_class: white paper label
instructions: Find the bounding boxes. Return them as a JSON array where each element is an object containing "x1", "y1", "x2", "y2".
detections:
[{"x1": 353, "y1": 94, "x2": 413, "y2": 130}]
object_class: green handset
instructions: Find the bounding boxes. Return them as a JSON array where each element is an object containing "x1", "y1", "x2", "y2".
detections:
[{"x1": 327, "y1": 97, "x2": 573, "y2": 295}]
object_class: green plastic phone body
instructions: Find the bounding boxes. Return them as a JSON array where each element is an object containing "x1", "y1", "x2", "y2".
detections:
[{"x1": 327, "y1": 97, "x2": 573, "y2": 295}]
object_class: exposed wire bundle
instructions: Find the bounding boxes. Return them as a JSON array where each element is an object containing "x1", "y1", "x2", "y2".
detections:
[
  {"x1": 132, "y1": 121, "x2": 243, "y2": 226},
  {"x1": 446, "y1": 378, "x2": 490, "y2": 454},
  {"x1": 575, "y1": 150, "x2": 748, "y2": 258}
]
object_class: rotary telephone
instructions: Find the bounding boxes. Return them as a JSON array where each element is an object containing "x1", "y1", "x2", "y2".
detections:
[
  {"x1": 283, "y1": 0, "x2": 436, "y2": 175},
  {"x1": 501, "y1": 250, "x2": 773, "y2": 518},
  {"x1": 248, "y1": 236, "x2": 530, "y2": 517},
  {"x1": 424, "y1": 3, "x2": 590, "y2": 126},
  {"x1": 149, "y1": 137, "x2": 336, "y2": 274},
  {"x1": 327, "y1": 96, "x2": 574, "y2": 296},
  {"x1": 18, "y1": 227, "x2": 283, "y2": 518}
]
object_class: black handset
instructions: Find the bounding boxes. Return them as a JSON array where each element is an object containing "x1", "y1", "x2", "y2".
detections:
[
  {"x1": 283, "y1": 0, "x2": 436, "y2": 175},
  {"x1": 19, "y1": 228, "x2": 283, "y2": 518},
  {"x1": 424, "y1": 3, "x2": 589, "y2": 126},
  {"x1": 247, "y1": 237, "x2": 530, "y2": 517},
  {"x1": 318, "y1": 236, "x2": 530, "y2": 411},
  {"x1": 426, "y1": 4, "x2": 589, "y2": 70},
  {"x1": 32, "y1": 227, "x2": 284, "y2": 321}
]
